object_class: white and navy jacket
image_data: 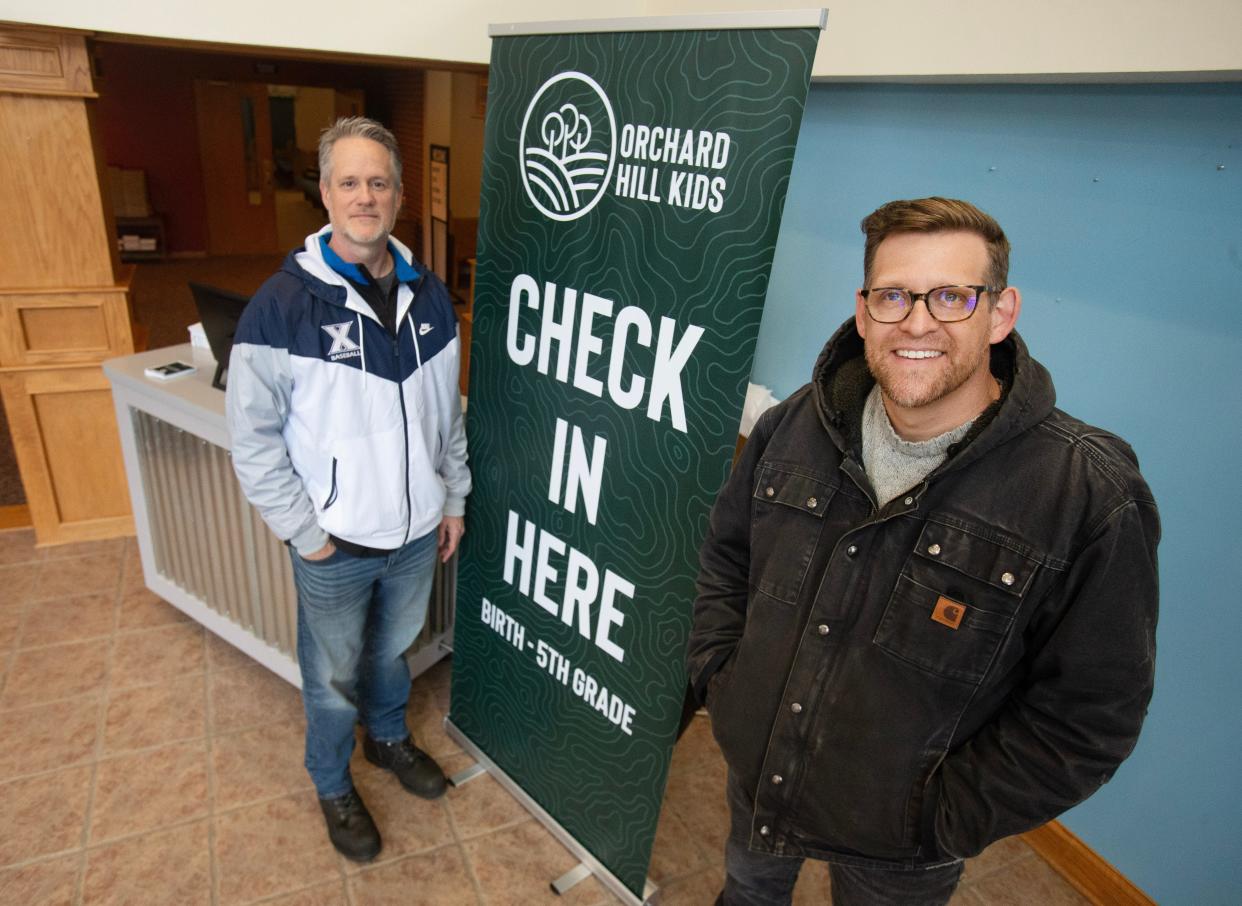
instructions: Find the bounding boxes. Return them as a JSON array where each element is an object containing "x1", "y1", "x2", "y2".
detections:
[{"x1": 226, "y1": 226, "x2": 470, "y2": 555}]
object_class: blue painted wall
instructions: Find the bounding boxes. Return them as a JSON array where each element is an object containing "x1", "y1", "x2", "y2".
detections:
[{"x1": 754, "y1": 82, "x2": 1242, "y2": 905}]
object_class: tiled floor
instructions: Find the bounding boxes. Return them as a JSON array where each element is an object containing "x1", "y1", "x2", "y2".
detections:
[{"x1": 0, "y1": 529, "x2": 1089, "y2": 905}]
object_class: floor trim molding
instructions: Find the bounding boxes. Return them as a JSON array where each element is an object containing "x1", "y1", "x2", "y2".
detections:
[
  {"x1": 1024, "y1": 821, "x2": 1154, "y2": 905},
  {"x1": 0, "y1": 504, "x2": 32, "y2": 530}
]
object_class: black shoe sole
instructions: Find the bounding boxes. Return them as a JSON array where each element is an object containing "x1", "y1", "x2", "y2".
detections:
[{"x1": 334, "y1": 842, "x2": 382, "y2": 864}]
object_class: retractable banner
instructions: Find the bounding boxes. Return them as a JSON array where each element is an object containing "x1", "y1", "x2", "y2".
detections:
[{"x1": 449, "y1": 13, "x2": 823, "y2": 900}]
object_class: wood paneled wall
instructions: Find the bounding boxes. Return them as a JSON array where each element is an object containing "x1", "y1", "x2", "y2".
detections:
[
  {"x1": 0, "y1": 95, "x2": 115, "y2": 287},
  {"x1": 0, "y1": 25, "x2": 92, "y2": 96},
  {"x1": 0, "y1": 23, "x2": 135, "y2": 545}
]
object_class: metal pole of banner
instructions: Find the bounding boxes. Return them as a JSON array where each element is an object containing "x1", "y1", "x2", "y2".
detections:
[
  {"x1": 443, "y1": 718, "x2": 660, "y2": 905},
  {"x1": 489, "y1": 8, "x2": 828, "y2": 37}
]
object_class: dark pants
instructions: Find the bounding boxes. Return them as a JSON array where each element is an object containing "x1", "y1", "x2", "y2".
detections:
[{"x1": 720, "y1": 774, "x2": 964, "y2": 906}]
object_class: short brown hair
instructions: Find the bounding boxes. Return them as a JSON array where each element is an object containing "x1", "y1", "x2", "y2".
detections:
[
  {"x1": 861, "y1": 197, "x2": 1010, "y2": 289},
  {"x1": 318, "y1": 116, "x2": 402, "y2": 187}
]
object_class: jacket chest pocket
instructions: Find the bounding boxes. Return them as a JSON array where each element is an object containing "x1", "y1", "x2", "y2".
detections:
[
  {"x1": 750, "y1": 463, "x2": 837, "y2": 605},
  {"x1": 874, "y1": 521, "x2": 1039, "y2": 685}
]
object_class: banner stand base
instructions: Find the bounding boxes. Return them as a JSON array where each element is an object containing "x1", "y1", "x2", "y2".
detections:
[
  {"x1": 448, "y1": 762, "x2": 487, "y2": 787},
  {"x1": 443, "y1": 717, "x2": 660, "y2": 905},
  {"x1": 552, "y1": 862, "x2": 594, "y2": 895}
]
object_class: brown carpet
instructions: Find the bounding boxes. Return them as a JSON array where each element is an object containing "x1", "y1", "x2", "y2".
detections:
[
  {"x1": 130, "y1": 254, "x2": 287, "y2": 350},
  {"x1": 0, "y1": 254, "x2": 288, "y2": 507}
]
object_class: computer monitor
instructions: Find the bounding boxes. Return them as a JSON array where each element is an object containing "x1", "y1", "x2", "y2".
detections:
[{"x1": 188, "y1": 282, "x2": 251, "y2": 391}]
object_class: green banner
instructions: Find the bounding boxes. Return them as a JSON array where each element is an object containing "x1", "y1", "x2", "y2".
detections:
[{"x1": 450, "y1": 19, "x2": 820, "y2": 899}]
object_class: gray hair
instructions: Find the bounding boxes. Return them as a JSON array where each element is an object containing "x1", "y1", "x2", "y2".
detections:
[{"x1": 318, "y1": 116, "x2": 403, "y2": 187}]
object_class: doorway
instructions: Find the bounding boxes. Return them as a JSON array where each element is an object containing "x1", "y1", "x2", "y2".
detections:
[{"x1": 194, "y1": 81, "x2": 366, "y2": 255}]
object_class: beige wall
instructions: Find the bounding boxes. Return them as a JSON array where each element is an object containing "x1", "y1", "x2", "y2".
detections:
[
  {"x1": 649, "y1": 0, "x2": 1242, "y2": 79},
  {"x1": 7, "y1": 0, "x2": 1240, "y2": 77},
  {"x1": 4, "y1": 1, "x2": 624, "y2": 69}
]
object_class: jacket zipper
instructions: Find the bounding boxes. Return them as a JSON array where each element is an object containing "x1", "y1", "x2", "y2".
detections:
[
  {"x1": 322, "y1": 458, "x2": 338, "y2": 510},
  {"x1": 317, "y1": 264, "x2": 427, "y2": 547},
  {"x1": 395, "y1": 274, "x2": 427, "y2": 547},
  {"x1": 841, "y1": 454, "x2": 879, "y2": 512}
]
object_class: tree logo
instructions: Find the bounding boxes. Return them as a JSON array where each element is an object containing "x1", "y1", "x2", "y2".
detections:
[{"x1": 520, "y1": 72, "x2": 617, "y2": 221}]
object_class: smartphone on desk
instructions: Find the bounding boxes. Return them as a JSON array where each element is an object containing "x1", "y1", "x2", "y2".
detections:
[{"x1": 143, "y1": 361, "x2": 198, "y2": 381}]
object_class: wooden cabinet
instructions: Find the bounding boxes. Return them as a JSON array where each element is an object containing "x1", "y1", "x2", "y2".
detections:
[
  {"x1": 0, "y1": 288, "x2": 133, "y2": 368},
  {"x1": 0, "y1": 367, "x2": 132, "y2": 543},
  {"x1": 0, "y1": 24, "x2": 136, "y2": 545}
]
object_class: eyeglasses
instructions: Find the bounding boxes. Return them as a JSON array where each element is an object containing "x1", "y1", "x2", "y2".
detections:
[{"x1": 860, "y1": 285, "x2": 997, "y2": 323}]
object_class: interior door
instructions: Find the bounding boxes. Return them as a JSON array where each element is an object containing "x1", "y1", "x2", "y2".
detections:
[
  {"x1": 334, "y1": 88, "x2": 364, "y2": 120},
  {"x1": 194, "y1": 80, "x2": 279, "y2": 255}
]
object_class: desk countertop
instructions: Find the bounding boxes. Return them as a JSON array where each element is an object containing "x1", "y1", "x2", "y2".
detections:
[{"x1": 104, "y1": 344, "x2": 229, "y2": 447}]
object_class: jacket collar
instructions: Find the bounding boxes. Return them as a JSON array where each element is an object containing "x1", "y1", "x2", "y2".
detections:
[
  {"x1": 811, "y1": 318, "x2": 1057, "y2": 475},
  {"x1": 283, "y1": 225, "x2": 422, "y2": 320},
  {"x1": 316, "y1": 231, "x2": 420, "y2": 285}
]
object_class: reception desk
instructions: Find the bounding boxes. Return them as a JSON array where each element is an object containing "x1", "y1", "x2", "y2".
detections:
[{"x1": 103, "y1": 344, "x2": 454, "y2": 686}]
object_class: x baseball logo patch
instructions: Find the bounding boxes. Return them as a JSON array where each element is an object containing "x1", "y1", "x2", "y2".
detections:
[{"x1": 322, "y1": 321, "x2": 360, "y2": 356}]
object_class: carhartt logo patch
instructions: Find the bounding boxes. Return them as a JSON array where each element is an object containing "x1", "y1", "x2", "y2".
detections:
[{"x1": 931, "y1": 596, "x2": 966, "y2": 630}]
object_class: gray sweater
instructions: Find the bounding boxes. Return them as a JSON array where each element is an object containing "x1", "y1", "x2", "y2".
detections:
[{"x1": 861, "y1": 385, "x2": 975, "y2": 508}]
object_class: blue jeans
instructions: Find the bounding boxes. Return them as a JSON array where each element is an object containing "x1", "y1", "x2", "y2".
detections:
[
  {"x1": 290, "y1": 530, "x2": 437, "y2": 799},
  {"x1": 721, "y1": 774, "x2": 964, "y2": 906}
]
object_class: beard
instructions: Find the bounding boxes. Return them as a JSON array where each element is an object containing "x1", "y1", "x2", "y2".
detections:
[
  {"x1": 863, "y1": 336, "x2": 991, "y2": 410},
  {"x1": 337, "y1": 215, "x2": 393, "y2": 248}
]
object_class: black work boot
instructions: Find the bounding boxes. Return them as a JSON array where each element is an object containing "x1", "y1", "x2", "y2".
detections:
[
  {"x1": 318, "y1": 788, "x2": 381, "y2": 862},
  {"x1": 363, "y1": 735, "x2": 448, "y2": 799}
]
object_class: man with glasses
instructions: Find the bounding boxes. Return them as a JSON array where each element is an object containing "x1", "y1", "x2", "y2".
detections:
[{"x1": 689, "y1": 197, "x2": 1159, "y2": 904}]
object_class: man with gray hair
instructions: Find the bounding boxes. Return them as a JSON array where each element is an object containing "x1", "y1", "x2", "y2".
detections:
[{"x1": 227, "y1": 116, "x2": 469, "y2": 861}]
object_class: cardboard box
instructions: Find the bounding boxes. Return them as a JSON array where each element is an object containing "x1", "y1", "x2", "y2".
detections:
[{"x1": 107, "y1": 166, "x2": 152, "y2": 218}]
